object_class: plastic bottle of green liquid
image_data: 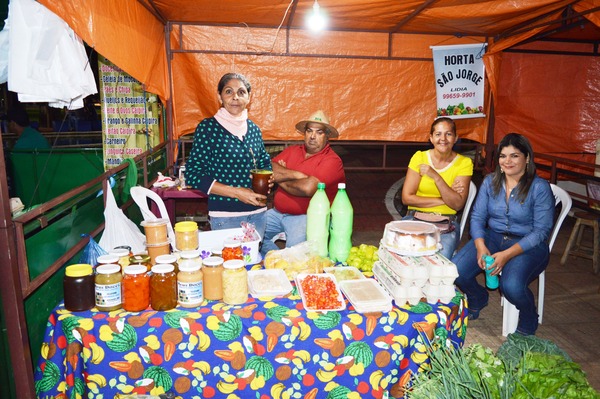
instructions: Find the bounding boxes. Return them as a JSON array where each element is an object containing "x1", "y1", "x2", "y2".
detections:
[
  {"x1": 306, "y1": 182, "x2": 330, "y2": 257},
  {"x1": 328, "y1": 183, "x2": 353, "y2": 263}
]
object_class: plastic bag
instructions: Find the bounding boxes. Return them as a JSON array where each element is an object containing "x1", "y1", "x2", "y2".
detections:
[
  {"x1": 264, "y1": 241, "x2": 334, "y2": 280},
  {"x1": 98, "y1": 180, "x2": 147, "y2": 254},
  {"x1": 79, "y1": 234, "x2": 107, "y2": 266}
]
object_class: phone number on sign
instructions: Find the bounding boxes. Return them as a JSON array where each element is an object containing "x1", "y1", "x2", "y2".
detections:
[{"x1": 443, "y1": 92, "x2": 475, "y2": 99}]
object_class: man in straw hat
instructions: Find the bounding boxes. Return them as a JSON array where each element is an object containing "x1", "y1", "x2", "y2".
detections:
[{"x1": 261, "y1": 110, "x2": 345, "y2": 256}]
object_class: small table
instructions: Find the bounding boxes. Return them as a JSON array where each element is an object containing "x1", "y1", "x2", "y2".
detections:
[{"x1": 150, "y1": 186, "x2": 208, "y2": 226}]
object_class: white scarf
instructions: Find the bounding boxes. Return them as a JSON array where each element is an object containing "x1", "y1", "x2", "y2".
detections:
[{"x1": 214, "y1": 107, "x2": 248, "y2": 139}]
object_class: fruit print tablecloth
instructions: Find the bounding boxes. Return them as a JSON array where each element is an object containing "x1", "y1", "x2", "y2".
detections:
[{"x1": 34, "y1": 284, "x2": 467, "y2": 399}]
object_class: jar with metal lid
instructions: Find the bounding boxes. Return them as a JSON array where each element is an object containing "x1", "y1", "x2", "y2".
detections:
[
  {"x1": 129, "y1": 254, "x2": 152, "y2": 272},
  {"x1": 202, "y1": 256, "x2": 224, "y2": 300},
  {"x1": 174, "y1": 221, "x2": 199, "y2": 251},
  {"x1": 95, "y1": 264, "x2": 123, "y2": 311},
  {"x1": 222, "y1": 259, "x2": 248, "y2": 305},
  {"x1": 122, "y1": 265, "x2": 150, "y2": 311},
  {"x1": 222, "y1": 239, "x2": 243, "y2": 262},
  {"x1": 150, "y1": 264, "x2": 177, "y2": 311},
  {"x1": 109, "y1": 248, "x2": 131, "y2": 269},
  {"x1": 177, "y1": 262, "x2": 204, "y2": 308},
  {"x1": 64, "y1": 264, "x2": 95, "y2": 312},
  {"x1": 179, "y1": 250, "x2": 202, "y2": 270},
  {"x1": 155, "y1": 254, "x2": 179, "y2": 273}
]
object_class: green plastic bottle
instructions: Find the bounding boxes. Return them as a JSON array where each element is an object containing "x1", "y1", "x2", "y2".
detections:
[
  {"x1": 328, "y1": 183, "x2": 354, "y2": 262},
  {"x1": 306, "y1": 182, "x2": 330, "y2": 257}
]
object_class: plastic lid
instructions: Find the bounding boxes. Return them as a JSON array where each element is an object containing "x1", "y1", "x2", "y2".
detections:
[
  {"x1": 317, "y1": 182, "x2": 326, "y2": 189},
  {"x1": 129, "y1": 254, "x2": 151, "y2": 263},
  {"x1": 155, "y1": 254, "x2": 177, "y2": 264},
  {"x1": 96, "y1": 264, "x2": 121, "y2": 275},
  {"x1": 124, "y1": 265, "x2": 148, "y2": 275},
  {"x1": 109, "y1": 248, "x2": 130, "y2": 257},
  {"x1": 203, "y1": 256, "x2": 224, "y2": 267},
  {"x1": 178, "y1": 263, "x2": 201, "y2": 272},
  {"x1": 140, "y1": 218, "x2": 169, "y2": 227},
  {"x1": 223, "y1": 259, "x2": 245, "y2": 269},
  {"x1": 338, "y1": 183, "x2": 346, "y2": 189},
  {"x1": 65, "y1": 264, "x2": 93, "y2": 277},
  {"x1": 223, "y1": 239, "x2": 241, "y2": 248},
  {"x1": 174, "y1": 221, "x2": 198, "y2": 232},
  {"x1": 180, "y1": 249, "x2": 201, "y2": 259},
  {"x1": 151, "y1": 264, "x2": 175, "y2": 274},
  {"x1": 97, "y1": 254, "x2": 120, "y2": 264}
]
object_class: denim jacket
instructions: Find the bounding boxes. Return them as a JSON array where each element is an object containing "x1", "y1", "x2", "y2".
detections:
[{"x1": 470, "y1": 175, "x2": 555, "y2": 252}]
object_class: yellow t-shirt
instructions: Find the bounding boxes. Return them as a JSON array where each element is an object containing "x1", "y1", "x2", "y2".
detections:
[{"x1": 407, "y1": 150, "x2": 473, "y2": 214}]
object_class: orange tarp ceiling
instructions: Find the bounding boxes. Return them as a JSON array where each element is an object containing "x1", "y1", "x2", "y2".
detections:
[{"x1": 38, "y1": 0, "x2": 600, "y2": 161}]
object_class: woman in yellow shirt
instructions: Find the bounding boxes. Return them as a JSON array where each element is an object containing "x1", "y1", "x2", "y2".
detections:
[{"x1": 401, "y1": 117, "x2": 473, "y2": 258}]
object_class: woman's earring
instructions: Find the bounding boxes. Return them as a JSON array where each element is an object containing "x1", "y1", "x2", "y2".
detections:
[{"x1": 500, "y1": 169, "x2": 504, "y2": 174}]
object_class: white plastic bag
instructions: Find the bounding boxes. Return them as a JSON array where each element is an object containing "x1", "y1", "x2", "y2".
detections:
[{"x1": 99, "y1": 181, "x2": 146, "y2": 254}]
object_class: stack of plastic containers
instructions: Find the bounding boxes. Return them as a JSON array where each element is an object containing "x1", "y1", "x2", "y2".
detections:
[{"x1": 373, "y1": 244, "x2": 458, "y2": 306}]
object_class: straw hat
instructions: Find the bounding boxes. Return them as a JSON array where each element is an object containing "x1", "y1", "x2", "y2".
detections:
[{"x1": 295, "y1": 110, "x2": 339, "y2": 138}]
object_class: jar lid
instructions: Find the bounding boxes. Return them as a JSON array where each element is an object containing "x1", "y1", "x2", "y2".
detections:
[
  {"x1": 129, "y1": 254, "x2": 151, "y2": 264},
  {"x1": 203, "y1": 256, "x2": 224, "y2": 267},
  {"x1": 124, "y1": 265, "x2": 148, "y2": 275},
  {"x1": 155, "y1": 254, "x2": 177, "y2": 264},
  {"x1": 65, "y1": 264, "x2": 93, "y2": 277},
  {"x1": 140, "y1": 218, "x2": 169, "y2": 227},
  {"x1": 96, "y1": 264, "x2": 121, "y2": 275},
  {"x1": 178, "y1": 263, "x2": 201, "y2": 272},
  {"x1": 211, "y1": 248, "x2": 223, "y2": 256},
  {"x1": 152, "y1": 264, "x2": 175, "y2": 274},
  {"x1": 97, "y1": 254, "x2": 120, "y2": 264},
  {"x1": 174, "y1": 221, "x2": 199, "y2": 232},
  {"x1": 223, "y1": 239, "x2": 241, "y2": 248},
  {"x1": 180, "y1": 249, "x2": 201, "y2": 259},
  {"x1": 223, "y1": 259, "x2": 245, "y2": 270},
  {"x1": 109, "y1": 248, "x2": 130, "y2": 257}
]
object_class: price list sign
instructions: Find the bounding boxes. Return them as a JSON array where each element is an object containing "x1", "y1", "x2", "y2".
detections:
[
  {"x1": 431, "y1": 43, "x2": 487, "y2": 120},
  {"x1": 99, "y1": 55, "x2": 161, "y2": 170}
]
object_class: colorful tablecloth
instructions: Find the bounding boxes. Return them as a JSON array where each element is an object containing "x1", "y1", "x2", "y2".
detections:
[{"x1": 34, "y1": 282, "x2": 467, "y2": 399}]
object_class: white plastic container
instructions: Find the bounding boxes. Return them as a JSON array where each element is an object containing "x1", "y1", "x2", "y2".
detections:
[
  {"x1": 247, "y1": 269, "x2": 293, "y2": 298},
  {"x1": 339, "y1": 279, "x2": 392, "y2": 314}
]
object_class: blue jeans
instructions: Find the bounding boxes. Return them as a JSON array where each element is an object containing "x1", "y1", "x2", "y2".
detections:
[
  {"x1": 209, "y1": 212, "x2": 267, "y2": 242},
  {"x1": 402, "y1": 214, "x2": 459, "y2": 259},
  {"x1": 261, "y1": 209, "x2": 307, "y2": 256},
  {"x1": 452, "y1": 230, "x2": 549, "y2": 335}
]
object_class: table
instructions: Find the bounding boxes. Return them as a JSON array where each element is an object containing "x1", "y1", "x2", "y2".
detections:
[
  {"x1": 34, "y1": 278, "x2": 467, "y2": 398},
  {"x1": 150, "y1": 187, "x2": 208, "y2": 226}
]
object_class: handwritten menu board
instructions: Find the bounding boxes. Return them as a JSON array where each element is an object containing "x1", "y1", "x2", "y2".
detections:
[{"x1": 99, "y1": 55, "x2": 161, "y2": 170}]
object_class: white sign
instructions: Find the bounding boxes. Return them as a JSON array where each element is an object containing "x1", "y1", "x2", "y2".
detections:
[{"x1": 431, "y1": 43, "x2": 486, "y2": 119}]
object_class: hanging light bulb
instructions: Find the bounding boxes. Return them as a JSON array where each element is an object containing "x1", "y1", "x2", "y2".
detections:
[{"x1": 307, "y1": 0, "x2": 327, "y2": 32}]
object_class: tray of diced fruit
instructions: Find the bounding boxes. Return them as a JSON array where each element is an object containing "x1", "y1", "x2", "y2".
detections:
[{"x1": 295, "y1": 273, "x2": 346, "y2": 312}]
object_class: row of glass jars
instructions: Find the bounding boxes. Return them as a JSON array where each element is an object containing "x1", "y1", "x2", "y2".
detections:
[{"x1": 63, "y1": 255, "x2": 249, "y2": 313}]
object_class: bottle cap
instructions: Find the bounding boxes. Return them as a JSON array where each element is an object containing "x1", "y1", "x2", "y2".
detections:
[
  {"x1": 65, "y1": 264, "x2": 93, "y2": 277},
  {"x1": 155, "y1": 254, "x2": 177, "y2": 264},
  {"x1": 338, "y1": 183, "x2": 346, "y2": 189},
  {"x1": 223, "y1": 259, "x2": 245, "y2": 269},
  {"x1": 151, "y1": 264, "x2": 175, "y2": 274},
  {"x1": 96, "y1": 264, "x2": 121, "y2": 275},
  {"x1": 174, "y1": 221, "x2": 198, "y2": 232},
  {"x1": 97, "y1": 254, "x2": 120, "y2": 264},
  {"x1": 203, "y1": 256, "x2": 224, "y2": 267},
  {"x1": 124, "y1": 265, "x2": 148, "y2": 275},
  {"x1": 180, "y1": 249, "x2": 201, "y2": 259},
  {"x1": 317, "y1": 182, "x2": 326, "y2": 189}
]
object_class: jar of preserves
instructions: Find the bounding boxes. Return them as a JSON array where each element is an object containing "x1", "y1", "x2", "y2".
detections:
[
  {"x1": 109, "y1": 247, "x2": 131, "y2": 270},
  {"x1": 222, "y1": 259, "x2": 248, "y2": 305},
  {"x1": 129, "y1": 254, "x2": 152, "y2": 272},
  {"x1": 177, "y1": 262, "x2": 204, "y2": 308},
  {"x1": 202, "y1": 256, "x2": 224, "y2": 300},
  {"x1": 174, "y1": 221, "x2": 199, "y2": 251},
  {"x1": 179, "y1": 250, "x2": 202, "y2": 270},
  {"x1": 155, "y1": 254, "x2": 179, "y2": 273},
  {"x1": 222, "y1": 240, "x2": 243, "y2": 262},
  {"x1": 150, "y1": 264, "x2": 177, "y2": 311},
  {"x1": 122, "y1": 265, "x2": 150, "y2": 311},
  {"x1": 64, "y1": 264, "x2": 95, "y2": 312},
  {"x1": 95, "y1": 264, "x2": 123, "y2": 311}
]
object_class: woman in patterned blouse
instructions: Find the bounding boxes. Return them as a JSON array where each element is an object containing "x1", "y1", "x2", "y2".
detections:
[{"x1": 186, "y1": 73, "x2": 272, "y2": 238}]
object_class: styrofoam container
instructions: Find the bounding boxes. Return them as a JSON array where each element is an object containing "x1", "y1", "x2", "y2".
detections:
[
  {"x1": 198, "y1": 228, "x2": 261, "y2": 265},
  {"x1": 442, "y1": 264, "x2": 459, "y2": 285},
  {"x1": 423, "y1": 283, "x2": 440, "y2": 303},
  {"x1": 324, "y1": 266, "x2": 366, "y2": 282},
  {"x1": 439, "y1": 284, "x2": 456, "y2": 303},
  {"x1": 428, "y1": 265, "x2": 445, "y2": 285},
  {"x1": 373, "y1": 261, "x2": 405, "y2": 303},
  {"x1": 296, "y1": 273, "x2": 346, "y2": 313},
  {"x1": 248, "y1": 269, "x2": 293, "y2": 297},
  {"x1": 407, "y1": 286, "x2": 423, "y2": 305},
  {"x1": 340, "y1": 279, "x2": 392, "y2": 306}
]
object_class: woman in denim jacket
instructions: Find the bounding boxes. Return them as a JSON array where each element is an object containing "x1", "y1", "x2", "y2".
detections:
[{"x1": 452, "y1": 133, "x2": 554, "y2": 336}]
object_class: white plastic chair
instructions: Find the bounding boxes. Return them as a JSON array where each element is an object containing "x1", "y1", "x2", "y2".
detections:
[
  {"x1": 130, "y1": 186, "x2": 176, "y2": 246},
  {"x1": 501, "y1": 184, "x2": 572, "y2": 336},
  {"x1": 459, "y1": 181, "x2": 478, "y2": 241}
]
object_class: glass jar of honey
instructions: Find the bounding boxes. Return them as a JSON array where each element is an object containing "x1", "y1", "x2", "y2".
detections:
[
  {"x1": 222, "y1": 240, "x2": 243, "y2": 262},
  {"x1": 222, "y1": 259, "x2": 248, "y2": 305},
  {"x1": 128, "y1": 254, "x2": 152, "y2": 272},
  {"x1": 202, "y1": 256, "x2": 224, "y2": 301},
  {"x1": 150, "y1": 264, "x2": 177, "y2": 311},
  {"x1": 64, "y1": 264, "x2": 95, "y2": 312},
  {"x1": 122, "y1": 265, "x2": 150, "y2": 311},
  {"x1": 174, "y1": 221, "x2": 199, "y2": 251},
  {"x1": 177, "y1": 263, "x2": 203, "y2": 308},
  {"x1": 95, "y1": 264, "x2": 122, "y2": 311}
]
